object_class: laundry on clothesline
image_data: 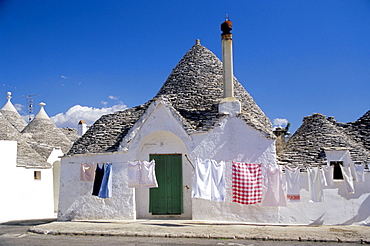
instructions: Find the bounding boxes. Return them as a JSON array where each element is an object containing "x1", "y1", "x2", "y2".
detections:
[
  {"x1": 80, "y1": 163, "x2": 95, "y2": 182},
  {"x1": 98, "y1": 163, "x2": 113, "y2": 199},
  {"x1": 261, "y1": 165, "x2": 286, "y2": 207},
  {"x1": 285, "y1": 166, "x2": 300, "y2": 202},
  {"x1": 232, "y1": 162, "x2": 262, "y2": 205},
  {"x1": 192, "y1": 158, "x2": 225, "y2": 202},
  {"x1": 307, "y1": 166, "x2": 324, "y2": 202},
  {"x1": 340, "y1": 165, "x2": 355, "y2": 194},
  {"x1": 127, "y1": 160, "x2": 158, "y2": 188}
]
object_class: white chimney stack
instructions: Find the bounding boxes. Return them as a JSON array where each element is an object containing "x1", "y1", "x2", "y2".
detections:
[
  {"x1": 219, "y1": 16, "x2": 241, "y2": 116},
  {"x1": 78, "y1": 120, "x2": 87, "y2": 136}
]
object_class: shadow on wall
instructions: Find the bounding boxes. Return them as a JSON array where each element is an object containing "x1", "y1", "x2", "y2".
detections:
[
  {"x1": 341, "y1": 195, "x2": 370, "y2": 225},
  {"x1": 309, "y1": 213, "x2": 325, "y2": 226}
]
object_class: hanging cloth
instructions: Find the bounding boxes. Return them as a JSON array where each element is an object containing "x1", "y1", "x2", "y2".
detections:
[
  {"x1": 141, "y1": 160, "x2": 158, "y2": 188},
  {"x1": 261, "y1": 165, "x2": 286, "y2": 207},
  {"x1": 232, "y1": 162, "x2": 262, "y2": 205},
  {"x1": 322, "y1": 165, "x2": 334, "y2": 186},
  {"x1": 340, "y1": 165, "x2": 355, "y2": 194},
  {"x1": 307, "y1": 166, "x2": 324, "y2": 202},
  {"x1": 80, "y1": 163, "x2": 95, "y2": 182},
  {"x1": 192, "y1": 158, "x2": 212, "y2": 200},
  {"x1": 192, "y1": 158, "x2": 226, "y2": 202},
  {"x1": 211, "y1": 159, "x2": 226, "y2": 202},
  {"x1": 285, "y1": 166, "x2": 301, "y2": 202},
  {"x1": 128, "y1": 161, "x2": 141, "y2": 188},
  {"x1": 354, "y1": 164, "x2": 365, "y2": 183},
  {"x1": 98, "y1": 163, "x2": 113, "y2": 198},
  {"x1": 92, "y1": 164, "x2": 105, "y2": 196}
]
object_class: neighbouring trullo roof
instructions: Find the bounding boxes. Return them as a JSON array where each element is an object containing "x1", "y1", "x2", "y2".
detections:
[
  {"x1": 21, "y1": 103, "x2": 73, "y2": 160},
  {"x1": 0, "y1": 112, "x2": 50, "y2": 168},
  {"x1": 0, "y1": 94, "x2": 75, "y2": 167},
  {"x1": 278, "y1": 113, "x2": 370, "y2": 166},
  {"x1": 67, "y1": 41, "x2": 273, "y2": 155},
  {"x1": 340, "y1": 110, "x2": 370, "y2": 152},
  {"x1": 0, "y1": 92, "x2": 27, "y2": 132}
]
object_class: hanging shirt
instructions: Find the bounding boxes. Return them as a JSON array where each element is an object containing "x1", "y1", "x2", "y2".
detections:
[
  {"x1": 98, "y1": 163, "x2": 113, "y2": 198},
  {"x1": 128, "y1": 161, "x2": 141, "y2": 188},
  {"x1": 80, "y1": 163, "x2": 95, "y2": 182},
  {"x1": 340, "y1": 165, "x2": 355, "y2": 194},
  {"x1": 307, "y1": 167, "x2": 324, "y2": 202},
  {"x1": 261, "y1": 165, "x2": 286, "y2": 207},
  {"x1": 322, "y1": 165, "x2": 334, "y2": 186},
  {"x1": 211, "y1": 159, "x2": 225, "y2": 202},
  {"x1": 141, "y1": 160, "x2": 158, "y2": 188},
  {"x1": 285, "y1": 166, "x2": 301, "y2": 202},
  {"x1": 354, "y1": 164, "x2": 365, "y2": 183},
  {"x1": 232, "y1": 162, "x2": 262, "y2": 205},
  {"x1": 192, "y1": 158, "x2": 212, "y2": 200},
  {"x1": 92, "y1": 164, "x2": 105, "y2": 196}
]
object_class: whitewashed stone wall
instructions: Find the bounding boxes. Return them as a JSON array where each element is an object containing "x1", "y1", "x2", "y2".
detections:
[
  {"x1": 0, "y1": 140, "x2": 54, "y2": 222},
  {"x1": 58, "y1": 152, "x2": 135, "y2": 221}
]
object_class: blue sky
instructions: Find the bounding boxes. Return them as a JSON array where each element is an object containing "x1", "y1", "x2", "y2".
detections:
[{"x1": 0, "y1": 0, "x2": 369, "y2": 133}]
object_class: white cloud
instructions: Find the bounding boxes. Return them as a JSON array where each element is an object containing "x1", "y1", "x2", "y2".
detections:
[
  {"x1": 101, "y1": 101, "x2": 108, "y2": 106},
  {"x1": 50, "y1": 103, "x2": 127, "y2": 128},
  {"x1": 61, "y1": 75, "x2": 68, "y2": 79},
  {"x1": 273, "y1": 118, "x2": 288, "y2": 128},
  {"x1": 14, "y1": 103, "x2": 24, "y2": 112},
  {"x1": 108, "y1": 95, "x2": 119, "y2": 100}
]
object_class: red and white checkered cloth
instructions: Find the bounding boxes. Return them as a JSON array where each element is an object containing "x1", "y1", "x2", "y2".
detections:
[{"x1": 232, "y1": 162, "x2": 262, "y2": 205}]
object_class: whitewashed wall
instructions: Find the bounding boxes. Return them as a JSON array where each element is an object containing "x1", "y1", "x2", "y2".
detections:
[
  {"x1": 58, "y1": 152, "x2": 135, "y2": 221},
  {"x1": 0, "y1": 140, "x2": 54, "y2": 222},
  {"x1": 58, "y1": 102, "x2": 370, "y2": 225}
]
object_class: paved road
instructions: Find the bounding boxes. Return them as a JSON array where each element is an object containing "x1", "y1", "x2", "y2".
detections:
[{"x1": 0, "y1": 220, "x2": 363, "y2": 246}]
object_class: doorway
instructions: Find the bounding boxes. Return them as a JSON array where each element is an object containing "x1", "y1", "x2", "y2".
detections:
[{"x1": 149, "y1": 154, "x2": 183, "y2": 215}]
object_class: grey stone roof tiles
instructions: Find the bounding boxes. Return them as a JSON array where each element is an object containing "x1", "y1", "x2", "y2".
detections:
[
  {"x1": 340, "y1": 110, "x2": 370, "y2": 151},
  {"x1": 0, "y1": 113, "x2": 50, "y2": 168},
  {"x1": 278, "y1": 113, "x2": 370, "y2": 166},
  {"x1": 22, "y1": 117, "x2": 73, "y2": 159},
  {"x1": 0, "y1": 98, "x2": 27, "y2": 132},
  {"x1": 67, "y1": 42, "x2": 273, "y2": 155}
]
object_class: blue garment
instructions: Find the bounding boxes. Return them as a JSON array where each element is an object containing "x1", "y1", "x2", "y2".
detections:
[
  {"x1": 92, "y1": 164, "x2": 105, "y2": 196},
  {"x1": 98, "y1": 163, "x2": 113, "y2": 198}
]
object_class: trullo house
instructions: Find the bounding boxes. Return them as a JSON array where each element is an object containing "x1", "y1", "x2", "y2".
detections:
[
  {"x1": 0, "y1": 93, "x2": 74, "y2": 222},
  {"x1": 58, "y1": 20, "x2": 278, "y2": 222},
  {"x1": 58, "y1": 20, "x2": 370, "y2": 225}
]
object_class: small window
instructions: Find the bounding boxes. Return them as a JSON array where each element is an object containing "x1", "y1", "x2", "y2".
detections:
[
  {"x1": 34, "y1": 171, "x2": 41, "y2": 180},
  {"x1": 330, "y1": 161, "x2": 343, "y2": 180}
]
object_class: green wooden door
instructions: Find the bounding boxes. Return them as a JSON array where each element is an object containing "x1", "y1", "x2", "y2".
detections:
[{"x1": 149, "y1": 154, "x2": 183, "y2": 215}]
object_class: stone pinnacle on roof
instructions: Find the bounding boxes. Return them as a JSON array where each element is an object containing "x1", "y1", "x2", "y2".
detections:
[
  {"x1": 67, "y1": 40, "x2": 274, "y2": 155},
  {"x1": 0, "y1": 91, "x2": 27, "y2": 132}
]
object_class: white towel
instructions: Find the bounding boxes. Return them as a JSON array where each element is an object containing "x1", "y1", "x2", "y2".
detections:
[
  {"x1": 141, "y1": 160, "x2": 158, "y2": 188},
  {"x1": 261, "y1": 165, "x2": 286, "y2": 207},
  {"x1": 192, "y1": 158, "x2": 212, "y2": 200},
  {"x1": 322, "y1": 165, "x2": 334, "y2": 186},
  {"x1": 211, "y1": 160, "x2": 225, "y2": 202},
  {"x1": 307, "y1": 167, "x2": 324, "y2": 202},
  {"x1": 340, "y1": 165, "x2": 355, "y2": 194},
  {"x1": 128, "y1": 161, "x2": 141, "y2": 188},
  {"x1": 354, "y1": 164, "x2": 365, "y2": 183},
  {"x1": 285, "y1": 166, "x2": 300, "y2": 202}
]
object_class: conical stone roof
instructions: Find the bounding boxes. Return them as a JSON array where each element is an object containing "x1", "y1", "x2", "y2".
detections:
[
  {"x1": 278, "y1": 113, "x2": 370, "y2": 166},
  {"x1": 22, "y1": 103, "x2": 73, "y2": 159},
  {"x1": 68, "y1": 41, "x2": 273, "y2": 155},
  {"x1": 0, "y1": 92, "x2": 27, "y2": 132},
  {"x1": 0, "y1": 112, "x2": 50, "y2": 168},
  {"x1": 154, "y1": 42, "x2": 272, "y2": 134},
  {"x1": 340, "y1": 110, "x2": 370, "y2": 151}
]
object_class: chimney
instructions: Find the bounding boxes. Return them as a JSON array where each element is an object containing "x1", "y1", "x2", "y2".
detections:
[
  {"x1": 218, "y1": 16, "x2": 241, "y2": 116},
  {"x1": 78, "y1": 120, "x2": 87, "y2": 136}
]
